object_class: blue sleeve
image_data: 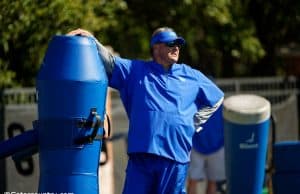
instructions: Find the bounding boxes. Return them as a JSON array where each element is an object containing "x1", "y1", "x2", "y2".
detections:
[
  {"x1": 196, "y1": 71, "x2": 224, "y2": 107},
  {"x1": 192, "y1": 71, "x2": 224, "y2": 132},
  {"x1": 109, "y1": 56, "x2": 132, "y2": 90}
]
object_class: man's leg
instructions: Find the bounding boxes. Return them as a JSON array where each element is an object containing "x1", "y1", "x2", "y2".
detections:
[
  {"x1": 187, "y1": 149, "x2": 206, "y2": 194},
  {"x1": 122, "y1": 154, "x2": 155, "y2": 194},
  {"x1": 187, "y1": 179, "x2": 198, "y2": 194},
  {"x1": 157, "y1": 157, "x2": 188, "y2": 194},
  {"x1": 206, "y1": 180, "x2": 217, "y2": 194},
  {"x1": 206, "y1": 147, "x2": 226, "y2": 194}
]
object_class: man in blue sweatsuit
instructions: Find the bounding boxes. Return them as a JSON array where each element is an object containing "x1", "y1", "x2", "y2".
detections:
[{"x1": 68, "y1": 27, "x2": 224, "y2": 194}]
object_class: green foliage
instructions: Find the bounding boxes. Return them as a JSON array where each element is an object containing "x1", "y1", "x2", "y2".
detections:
[
  {"x1": 0, "y1": 0, "x2": 126, "y2": 87},
  {"x1": 120, "y1": 0, "x2": 266, "y2": 76},
  {"x1": 1, "y1": 0, "x2": 299, "y2": 87},
  {"x1": 245, "y1": 0, "x2": 300, "y2": 75},
  {"x1": 0, "y1": 59, "x2": 16, "y2": 88}
]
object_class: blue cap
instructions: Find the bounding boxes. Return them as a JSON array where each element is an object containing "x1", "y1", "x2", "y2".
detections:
[{"x1": 150, "y1": 30, "x2": 186, "y2": 47}]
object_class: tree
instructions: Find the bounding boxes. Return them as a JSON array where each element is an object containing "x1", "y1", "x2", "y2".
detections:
[
  {"x1": 247, "y1": 0, "x2": 300, "y2": 75},
  {"x1": 1, "y1": 0, "x2": 299, "y2": 88},
  {"x1": 0, "y1": 0, "x2": 127, "y2": 87},
  {"x1": 112, "y1": 0, "x2": 265, "y2": 77}
]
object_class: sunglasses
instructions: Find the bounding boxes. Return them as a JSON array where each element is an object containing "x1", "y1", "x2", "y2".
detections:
[{"x1": 164, "y1": 41, "x2": 182, "y2": 48}]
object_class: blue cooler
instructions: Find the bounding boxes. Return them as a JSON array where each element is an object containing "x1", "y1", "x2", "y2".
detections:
[
  {"x1": 272, "y1": 141, "x2": 300, "y2": 194},
  {"x1": 223, "y1": 94, "x2": 271, "y2": 194}
]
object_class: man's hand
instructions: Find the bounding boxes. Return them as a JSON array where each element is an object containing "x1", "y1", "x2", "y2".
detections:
[
  {"x1": 67, "y1": 28, "x2": 115, "y2": 76},
  {"x1": 67, "y1": 28, "x2": 93, "y2": 37}
]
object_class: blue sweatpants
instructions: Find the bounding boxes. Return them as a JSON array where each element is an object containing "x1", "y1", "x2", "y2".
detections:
[{"x1": 122, "y1": 153, "x2": 188, "y2": 194}]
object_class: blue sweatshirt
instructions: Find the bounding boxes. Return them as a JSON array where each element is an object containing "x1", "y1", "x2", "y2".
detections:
[{"x1": 108, "y1": 57, "x2": 224, "y2": 163}]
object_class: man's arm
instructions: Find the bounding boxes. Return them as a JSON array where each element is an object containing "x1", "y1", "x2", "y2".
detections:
[
  {"x1": 194, "y1": 97, "x2": 224, "y2": 132},
  {"x1": 92, "y1": 38, "x2": 115, "y2": 78}
]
